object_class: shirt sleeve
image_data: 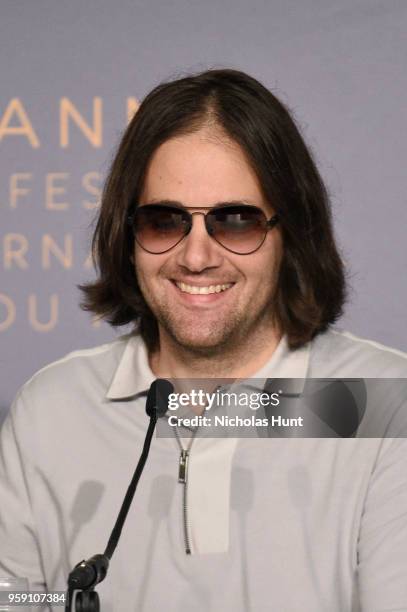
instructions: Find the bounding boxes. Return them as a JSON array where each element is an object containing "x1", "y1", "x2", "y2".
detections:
[
  {"x1": 0, "y1": 391, "x2": 47, "y2": 591},
  {"x1": 357, "y1": 436, "x2": 407, "y2": 611}
]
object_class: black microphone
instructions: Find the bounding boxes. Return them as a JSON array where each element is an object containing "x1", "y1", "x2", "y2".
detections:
[
  {"x1": 145, "y1": 378, "x2": 174, "y2": 418},
  {"x1": 65, "y1": 378, "x2": 174, "y2": 612}
]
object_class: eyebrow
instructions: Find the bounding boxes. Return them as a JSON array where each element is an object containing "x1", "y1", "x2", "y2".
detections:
[{"x1": 142, "y1": 199, "x2": 258, "y2": 209}]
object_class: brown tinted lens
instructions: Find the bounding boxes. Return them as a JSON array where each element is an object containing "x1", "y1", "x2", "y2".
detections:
[
  {"x1": 207, "y1": 205, "x2": 267, "y2": 254},
  {"x1": 133, "y1": 205, "x2": 190, "y2": 253}
]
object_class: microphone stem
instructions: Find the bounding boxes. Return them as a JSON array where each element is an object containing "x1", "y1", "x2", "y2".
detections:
[
  {"x1": 104, "y1": 416, "x2": 157, "y2": 560},
  {"x1": 65, "y1": 586, "x2": 74, "y2": 612}
]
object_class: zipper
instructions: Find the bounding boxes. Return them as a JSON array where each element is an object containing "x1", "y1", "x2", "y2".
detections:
[
  {"x1": 174, "y1": 425, "x2": 198, "y2": 555},
  {"x1": 178, "y1": 449, "x2": 192, "y2": 554}
]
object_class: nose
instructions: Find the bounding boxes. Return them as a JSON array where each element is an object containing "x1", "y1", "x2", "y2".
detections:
[{"x1": 175, "y1": 212, "x2": 223, "y2": 272}]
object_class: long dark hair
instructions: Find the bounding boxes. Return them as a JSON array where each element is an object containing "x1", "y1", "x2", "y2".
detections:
[{"x1": 80, "y1": 69, "x2": 346, "y2": 350}]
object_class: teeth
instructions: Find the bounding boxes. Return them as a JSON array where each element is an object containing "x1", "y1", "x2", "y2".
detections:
[{"x1": 176, "y1": 282, "x2": 233, "y2": 295}]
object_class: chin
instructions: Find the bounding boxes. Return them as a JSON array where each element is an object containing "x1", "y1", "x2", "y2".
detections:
[
  {"x1": 166, "y1": 327, "x2": 234, "y2": 355},
  {"x1": 178, "y1": 335, "x2": 228, "y2": 352}
]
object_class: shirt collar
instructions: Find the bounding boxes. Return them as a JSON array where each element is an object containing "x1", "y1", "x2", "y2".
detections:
[
  {"x1": 254, "y1": 335, "x2": 310, "y2": 384},
  {"x1": 106, "y1": 333, "x2": 311, "y2": 401},
  {"x1": 106, "y1": 335, "x2": 155, "y2": 399}
]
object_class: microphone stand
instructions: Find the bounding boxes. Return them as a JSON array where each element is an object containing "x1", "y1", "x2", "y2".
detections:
[{"x1": 65, "y1": 379, "x2": 173, "y2": 612}]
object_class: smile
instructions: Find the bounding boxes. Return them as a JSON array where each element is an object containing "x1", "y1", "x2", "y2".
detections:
[{"x1": 175, "y1": 281, "x2": 234, "y2": 295}]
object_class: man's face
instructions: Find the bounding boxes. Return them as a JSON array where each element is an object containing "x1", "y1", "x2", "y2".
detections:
[{"x1": 135, "y1": 128, "x2": 283, "y2": 355}]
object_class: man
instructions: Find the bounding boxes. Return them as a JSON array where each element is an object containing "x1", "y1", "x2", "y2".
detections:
[{"x1": 1, "y1": 69, "x2": 406, "y2": 611}]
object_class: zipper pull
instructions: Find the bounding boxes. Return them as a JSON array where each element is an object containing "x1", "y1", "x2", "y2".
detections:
[{"x1": 178, "y1": 449, "x2": 189, "y2": 484}]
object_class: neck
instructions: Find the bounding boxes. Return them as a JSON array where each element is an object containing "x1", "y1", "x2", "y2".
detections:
[{"x1": 149, "y1": 325, "x2": 282, "y2": 379}]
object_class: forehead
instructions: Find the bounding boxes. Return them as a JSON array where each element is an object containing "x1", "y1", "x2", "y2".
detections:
[{"x1": 140, "y1": 129, "x2": 269, "y2": 210}]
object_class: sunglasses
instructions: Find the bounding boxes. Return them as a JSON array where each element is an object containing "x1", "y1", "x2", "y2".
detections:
[{"x1": 129, "y1": 203, "x2": 279, "y2": 255}]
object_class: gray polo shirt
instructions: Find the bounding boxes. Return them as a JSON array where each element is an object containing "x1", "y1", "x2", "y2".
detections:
[{"x1": 0, "y1": 328, "x2": 407, "y2": 611}]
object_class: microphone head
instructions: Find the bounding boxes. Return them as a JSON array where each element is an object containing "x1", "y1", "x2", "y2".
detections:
[{"x1": 146, "y1": 379, "x2": 174, "y2": 418}]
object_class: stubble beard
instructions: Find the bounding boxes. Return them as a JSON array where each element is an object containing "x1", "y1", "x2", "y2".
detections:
[{"x1": 151, "y1": 296, "x2": 276, "y2": 360}]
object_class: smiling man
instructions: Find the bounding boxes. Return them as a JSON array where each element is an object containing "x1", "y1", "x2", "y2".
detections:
[
  {"x1": 134, "y1": 129, "x2": 283, "y2": 376},
  {"x1": 1, "y1": 69, "x2": 407, "y2": 612}
]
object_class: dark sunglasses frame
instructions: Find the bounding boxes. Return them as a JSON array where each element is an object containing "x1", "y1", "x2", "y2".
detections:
[{"x1": 128, "y1": 203, "x2": 279, "y2": 255}]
